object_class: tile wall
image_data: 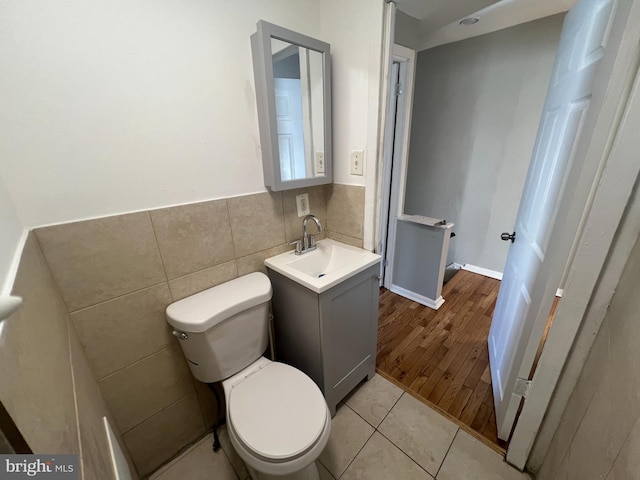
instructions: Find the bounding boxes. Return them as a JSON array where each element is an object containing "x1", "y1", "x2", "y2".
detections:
[
  {"x1": 33, "y1": 184, "x2": 365, "y2": 475},
  {"x1": 0, "y1": 234, "x2": 138, "y2": 478}
]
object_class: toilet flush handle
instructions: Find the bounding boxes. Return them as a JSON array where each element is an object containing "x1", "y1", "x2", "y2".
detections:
[{"x1": 172, "y1": 330, "x2": 188, "y2": 340}]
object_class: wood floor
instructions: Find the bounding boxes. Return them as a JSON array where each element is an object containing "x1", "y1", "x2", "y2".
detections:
[{"x1": 376, "y1": 270, "x2": 507, "y2": 450}]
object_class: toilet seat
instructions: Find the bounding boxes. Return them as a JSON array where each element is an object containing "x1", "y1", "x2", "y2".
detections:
[{"x1": 228, "y1": 362, "x2": 327, "y2": 461}]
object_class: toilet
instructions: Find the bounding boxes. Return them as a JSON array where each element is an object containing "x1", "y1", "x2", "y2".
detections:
[{"x1": 165, "y1": 272, "x2": 331, "y2": 480}]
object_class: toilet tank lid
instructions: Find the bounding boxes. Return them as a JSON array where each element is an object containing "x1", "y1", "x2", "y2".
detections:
[{"x1": 165, "y1": 272, "x2": 272, "y2": 333}]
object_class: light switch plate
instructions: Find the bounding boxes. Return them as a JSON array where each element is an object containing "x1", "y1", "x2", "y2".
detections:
[
  {"x1": 296, "y1": 193, "x2": 310, "y2": 217},
  {"x1": 350, "y1": 150, "x2": 364, "y2": 176},
  {"x1": 315, "y1": 152, "x2": 325, "y2": 174}
]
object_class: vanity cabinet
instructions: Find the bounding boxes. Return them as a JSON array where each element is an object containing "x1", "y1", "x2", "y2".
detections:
[{"x1": 267, "y1": 264, "x2": 380, "y2": 416}]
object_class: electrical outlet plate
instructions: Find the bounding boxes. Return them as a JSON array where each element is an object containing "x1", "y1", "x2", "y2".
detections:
[
  {"x1": 350, "y1": 150, "x2": 364, "y2": 176},
  {"x1": 315, "y1": 152, "x2": 325, "y2": 174},
  {"x1": 296, "y1": 193, "x2": 310, "y2": 217}
]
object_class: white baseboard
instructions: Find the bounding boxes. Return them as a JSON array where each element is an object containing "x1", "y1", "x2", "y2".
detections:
[
  {"x1": 462, "y1": 264, "x2": 503, "y2": 281},
  {"x1": 461, "y1": 264, "x2": 564, "y2": 297},
  {"x1": 389, "y1": 284, "x2": 445, "y2": 310}
]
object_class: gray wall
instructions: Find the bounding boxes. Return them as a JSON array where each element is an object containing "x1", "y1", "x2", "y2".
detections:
[
  {"x1": 536, "y1": 230, "x2": 640, "y2": 479},
  {"x1": 403, "y1": 14, "x2": 564, "y2": 272},
  {"x1": 395, "y1": 10, "x2": 421, "y2": 50}
]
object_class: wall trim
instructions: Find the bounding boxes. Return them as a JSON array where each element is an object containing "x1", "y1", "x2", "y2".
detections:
[
  {"x1": 462, "y1": 264, "x2": 503, "y2": 280},
  {"x1": 390, "y1": 284, "x2": 444, "y2": 310},
  {"x1": 1, "y1": 228, "x2": 29, "y2": 297}
]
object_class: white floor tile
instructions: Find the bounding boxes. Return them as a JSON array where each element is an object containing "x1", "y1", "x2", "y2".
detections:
[
  {"x1": 341, "y1": 432, "x2": 433, "y2": 480},
  {"x1": 317, "y1": 460, "x2": 336, "y2": 480},
  {"x1": 379, "y1": 393, "x2": 458, "y2": 476},
  {"x1": 344, "y1": 374, "x2": 404, "y2": 428},
  {"x1": 218, "y1": 425, "x2": 250, "y2": 480},
  {"x1": 318, "y1": 404, "x2": 374, "y2": 479},
  {"x1": 437, "y1": 431, "x2": 531, "y2": 480},
  {"x1": 150, "y1": 435, "x2": 238, "y2": 480}
]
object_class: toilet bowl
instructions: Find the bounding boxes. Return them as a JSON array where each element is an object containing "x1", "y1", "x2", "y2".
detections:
[
  {"x1": 165, "y1": 272, "x2": 331, "y2": 480},
  {"x1": 223, "y1": 357, "x2": 331, "y2": 479}
]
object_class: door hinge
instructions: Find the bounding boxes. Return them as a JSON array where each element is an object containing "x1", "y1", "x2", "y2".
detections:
[
  {"x1": 514, "y1": 377, "x2": 532, "y2": 398},
  {"x1": 395, "y1": 82, "x2": 403, "y2": 97}
]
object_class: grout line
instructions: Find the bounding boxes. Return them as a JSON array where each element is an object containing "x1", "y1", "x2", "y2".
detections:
[
  {"x1": 376, "y1": 428, "x2": 435, "y2": 479},
  {"x1": 97, "y1": 343, "x2": 178, "y2": 382},
  {"x1": 147, "y1": 210, "x2": 171, "y2": 288},
  {"x1": 224, "y1": 198, "x2": 240, "y2": 260},
  {"x1": 120, "y1": 389, "x2": 196, "y2": 436},
  {"x1": 435, "y1": 427, "x2": 460, "y2": 479},
  {"x1": 335, "y1": 426, "x2": 376, "y2": 480},
  {"x1": 68, "y1": 280, "x2": 169, "y2": 315},
  {"x1": 32, "y1": 232, "x2": 74, "y2": 314},
  {"x1": 377, "y1": 390, "x2": 404, "y2": 427}
]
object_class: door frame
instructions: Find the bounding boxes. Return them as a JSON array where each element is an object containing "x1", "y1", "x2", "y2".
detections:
[
  {"x1": 377, "y1": 44, "x2": 415, "y2": 287},
  {"x1": 373, "y1": 0, "x2": 640, "y2": 470}
]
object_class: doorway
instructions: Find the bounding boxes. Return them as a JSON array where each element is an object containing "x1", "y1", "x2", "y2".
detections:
[{"x1": 376, "y1": 13, "x2": 566, "y2": 451}]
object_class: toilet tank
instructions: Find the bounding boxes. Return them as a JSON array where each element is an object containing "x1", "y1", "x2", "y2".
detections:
[{"x1": 166, "y1": 272, "x2": 272, "y2": 383}]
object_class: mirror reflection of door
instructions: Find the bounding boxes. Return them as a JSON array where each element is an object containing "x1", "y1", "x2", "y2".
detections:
[
  {"x1": 274, "y1": 77, "x2": 305, "y2": 180},
  {"x1": 273, "y1": 44, "x2": 305, "y2": 180},
  {"x1": 272, "y1": 40, "x2": 325, "y2": 181}
]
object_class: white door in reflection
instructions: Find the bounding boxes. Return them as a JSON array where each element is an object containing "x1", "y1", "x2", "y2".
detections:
[{"x1": 274, "y1": 78, "x2": 305, "y2": 181}]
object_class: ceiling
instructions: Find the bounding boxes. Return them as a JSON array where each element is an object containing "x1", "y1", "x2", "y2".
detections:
[{"x1": 396, "y1": 0, "x2": 577, "y2": 50}]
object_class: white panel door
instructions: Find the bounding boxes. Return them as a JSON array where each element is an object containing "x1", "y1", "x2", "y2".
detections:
[
  {"x1": 274, "y1": 78, "x2": 306, "y2": 181},
  {"x1": 489, "y1": 0, "x2": 616, "y2": 441}
]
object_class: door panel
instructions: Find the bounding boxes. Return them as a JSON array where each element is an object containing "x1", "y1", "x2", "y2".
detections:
[{"x1": 488, "y1": 0, "x2": 615, "y2": 441}]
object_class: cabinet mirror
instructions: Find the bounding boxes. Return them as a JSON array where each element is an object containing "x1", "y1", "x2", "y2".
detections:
[{"x1": 251, "y1": 20, "x2": 332, "y2": 191}]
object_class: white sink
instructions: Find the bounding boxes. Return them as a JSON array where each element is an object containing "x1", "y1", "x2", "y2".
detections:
[{"x1": 264, "y1": 239, "x2": 381, "y2": 293}]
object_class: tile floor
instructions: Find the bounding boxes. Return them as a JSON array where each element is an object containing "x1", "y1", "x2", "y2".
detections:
[{"x1": 151, "y1": 375, "x2": 530, "y2": 480}]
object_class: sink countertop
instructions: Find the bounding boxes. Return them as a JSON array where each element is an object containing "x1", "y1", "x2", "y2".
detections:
[{"x1": 264, "y1": 239, "x2": 381, "y2": 293}]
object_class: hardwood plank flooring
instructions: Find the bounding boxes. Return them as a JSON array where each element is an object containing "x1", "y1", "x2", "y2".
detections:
[
  {"x1": 376, "y1": 270, "x2": 507, "y2": 450},
  {"x1": 376, "y1": 269, "x2": 560, "y2": 452}
]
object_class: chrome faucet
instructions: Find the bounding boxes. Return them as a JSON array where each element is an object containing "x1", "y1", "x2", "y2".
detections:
[{"x1": 289, "y1": 214, "x2": 323, "y2": 255}]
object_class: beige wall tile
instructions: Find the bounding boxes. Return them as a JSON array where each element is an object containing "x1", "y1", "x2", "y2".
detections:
[
  {"x1": 263, "y1": 243, "x2": 291, "y2": 259},
  {"x1": 36, "y1": 212, "x2": 166, "y2": 311},
  {"x1": 72, "y1": 283, "x2": 174, "y2": 380},
  {"x1": 100, "y1": 345, "x2": 194, "y2": 432},
  {"x1": 282, "y1": 186, "x2": 327, "y2": 243},
  {"x1": 150, "y1": 200, "x2": 236, "y2": 279},
  {"x1": 326, "y1": 231, "x2": 364, "y2": 248},
  {"x1": 68, "y1": 321, "x2": 139, "y2": 479},
  {"x1": 237, "y1": 252, "x2": 266, "y2": 276},
  {"x1": 1, "y1": 234, "x2": 79, "y2": 453},
  {"x1": 325, "y1": 184, "x2": 364, "y2": 240},
  {"x1": 168, "y1": 260, "x2": 238, "y2": 301},
  {"x1": 227, "y1": 192, "x2": 286, "y2": 257},
  {"x1": 123, "y1": 392, "x2": 205, "y2": 476},
  {"x1": 608, "y1": 415, "x2": 640, "y2": 480},
  {"x1": 193, "y1": 380, "x2": 224, "y2": 430}
]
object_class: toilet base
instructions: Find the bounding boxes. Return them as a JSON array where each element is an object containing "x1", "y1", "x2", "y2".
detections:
[{"x1": 246, "y1": 461, "x2": 320, "y2": 480}]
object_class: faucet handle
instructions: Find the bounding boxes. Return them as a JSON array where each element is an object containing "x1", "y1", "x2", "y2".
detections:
[
  {"x1": 309, "y1": 234, "x2": 317, "y2": 248},
  {"x1": 288, "y1": 239, "x2": 303, "y2": 254}
]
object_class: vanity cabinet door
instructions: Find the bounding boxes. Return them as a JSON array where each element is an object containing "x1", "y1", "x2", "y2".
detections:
[{"x1": 319, "y1": 265, "x2": 379, "y2": 412}]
